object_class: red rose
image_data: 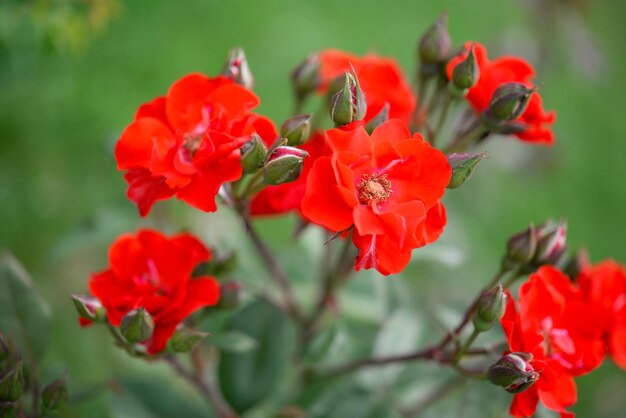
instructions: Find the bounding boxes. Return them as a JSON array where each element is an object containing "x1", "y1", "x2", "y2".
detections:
[
  {"x1": 318, "y1": 49, "x2": 416, "y2": 123},
  {"x1": 115, "y1": 74, "x2": 277, "y2": 216},
  {"x1": 88, "y1": 229, "x2": 220, "y2": 354},
  {"x1": 501, "y1": 266, "x2": 607, "y2": 417},
  {"x1": 577, "y1": 260, "x2": 626, "y2": 369},
  {"x1": 446, "y1": 42, "x2": 556, "y2": 145},
  {"x1": 301, "y1": 120, "x2": 451, "y2": 275}
]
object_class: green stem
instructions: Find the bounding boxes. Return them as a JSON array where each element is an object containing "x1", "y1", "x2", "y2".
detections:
[
  {"x1": 430, "y1": 95, "x2": 453, "y2": 147},
  {"x1": 453, "y1": 328, "x2": 480, "y2": 365},
  {"x1": 443, "y1": 123, "x2": 489, "y2": 154}
]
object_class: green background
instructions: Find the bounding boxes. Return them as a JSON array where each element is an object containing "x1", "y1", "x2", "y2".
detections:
[{"x1": 1, "y1": 0, "x2": 625, "y2": 416}]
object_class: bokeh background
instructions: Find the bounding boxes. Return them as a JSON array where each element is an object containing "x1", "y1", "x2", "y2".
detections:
[{"x1": 1, "y1": 0, "x2": 625, "y2": 417}]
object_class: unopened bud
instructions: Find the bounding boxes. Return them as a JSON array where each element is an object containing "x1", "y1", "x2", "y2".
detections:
[
  {"x1": 563, "y1": 248, "x2": 589, "y2": 279},
  {"x1": 41, "y1": 375, "x2": 68, "y2": 412},
  {"x1": 281, "y1": 114, "x2": 311, "y2": 146},
  {"x1": 0, "y1": 335, "x2": 13, "y2": 364},
  {"x1": 0, "y1": 401, "x2": 16, "y2": 417},
  {"x1": 485, "y1": 83, "x2": 534, "y2": 123},
  {"x1": 291, "y1": 54, "x2": 321, "y2": 101},
  {"x1": 365, "y1": 103, "x2": 390, "y2": 134},
  {"x1": 329, "y1": 71, "x2": 367, "y2": 127},
  {"x1": 222, "y1": 47, "x2": 254, "y2": 90},
  {"x1": 241, "y1": 134, "x2": 268, "y2": 174},
  {"x1": 473, "y1": 283, "x2": 506, "y2": 332},
  {"x1": 447, "y1": 152, "x2": 486, "y2": 189},
  {"x1": 450, "y1": 43, "x2": 479, "y2": 96},
  {"x1": 120, "y1": 308, "x2": 154, "y2": 344},
  {"x1": 534, "y1": 220, "x2": 568, "y2": 265},
  {"x1": 488, "y1": 352, "x2": 539, "y2": 393},
  {"x1": 194, "y1": 252, "x2": 238, "y2": 278},
  {"x1": 263, "y1": 146, "x2": 308, "y2": 185},
  {"x1": 167, "y1": 328, "x2": 209, "y2": 353},
  {"x1": 503, "y1": 224, "x2": 537, "y2": 269},
  {"x1": 0, "y1": 360, "x2": 23, "y2": 402},
  {"x1": 217, "y1": 281, "x2": 241, "y2": 310},
  {"x1": 418, "y1": 12, "x2": 451, "y2": 64},
  {"x1": 71, "y1": 294, "x2": 105, "y2": 323}
]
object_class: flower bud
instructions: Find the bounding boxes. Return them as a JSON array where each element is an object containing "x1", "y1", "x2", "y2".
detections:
[
  {"x1": 365, "y1": 103, "x2": 390, "y2": 134},
  {"x1": 534, "y1": 220, "x2": 568, "y2": 265},
  {"x1": 291, "y1": 54, "x2": 321, "y2": 101},
  {"x1": 41, "y1": 375, "x2": 68, "y2": 412},
  {"x1": 221, "y1": 47, "x2": 254, "y2": 90},
  {"x1": 0, "y1": 360, "x2": 23, "y2": 402},
  {"x1": 0, "y1": 401, "x2": 16, "y2": 417},
  {"x1": 446, "y1": 152, "x2": 486, "y2": 189},
  {"x1": 503, "y1": 224, "x2": 537, "y2": 269},
  {"x1": 217, "y1": 281, "x2": 241, "y2": 310},
  {"x1": 473, "y1": 283, "x2": 506, "y2": 332},
  {"x1": 450, "y1": 43, "x2": 479, "y2": 96},
  {"x1": 418, "y1": 12, "x2": 451, "y2": 64},
  {"x1": 488, "y1": 352, "x2": 539, "y2": 393},
  {"x1": 240, "y1": 134, "x2": 268, "y2": 174},
  {"x1": 71, "y1": 294, "x2": 105, "y2": 323},
  {"x1": 120, "y1": 308, "x2": 154, "y2": 344},
  {"x1": 329, "y1": 71, "x2": 367, "y2": 127},
  {"x1": 263, "y1": 146, "x2": 308, "y2": 185},
  {"x1": 485, "y1": 83, "x2": 534, "y2": 123},
  {"x1": 281, "y1": 114, "x2": 312, "y2": 146},
  {"x1": 167, "y1": 328, "x2": 209, "y2": 353},
  {"x1": 563, "y1": 248, "x2": 589, "y2": 279}
]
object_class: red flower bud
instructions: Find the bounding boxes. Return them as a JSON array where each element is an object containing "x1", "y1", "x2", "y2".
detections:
[
  {"x1": 71, "y1": 294, "x2": 105, "y2": 323},
  {"x1": 41, "y1": 374, "x2": 68, "y2": 413},
  {"x1": 120, "y1": 307, "x2": 154, "y2": 344},
  {"x1": 281, "y1": 114, "x2": 312, "y2": 146},
  {"x1": 167, "y1": 328, "x2": 209, "y2": 353},
  {"x1": 450, "y1": 43, "x2": 480, "y2": 95},
  {"x1": 221, "y1": 47, "x2": 254, "y2": 90},
  {"x1": 418, "y1": 12, "x2": 451, "y2": 64},
  {"x1": 503, "y1": 224, "x2": 537, "y2": 269},
  {"x1": 488, "y1": 352, "x2": 540, "y2": 394},
  {"x1": 217, "y1": 281, "x2": 241, "y2": 310},
  {"x1": 240, "y1": 134, "x2": 268, "y2": 174},
  {"x1": 263, "y1": 146, "x2": 308, "y2": 185},
  {"x1": 473, "y1": 283, "x2": 507, "y2": 331},
  {"x1": 446, "y1": 152, "x2": 486, "y2": 189},
  {"x1": 329, "y1": 71, "x2": 367, "y2": 127},
  {"x1": 291, "y1": 53, "x2": 321, "y2": 101},
  {"x1": 534, "y1": 219, "x2": 568, "y2": 265},
  {"x1": 485, "y1": 82, "x2": 535, "y2": 123}
]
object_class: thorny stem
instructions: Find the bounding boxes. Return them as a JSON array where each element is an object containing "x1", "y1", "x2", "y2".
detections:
[
  {"x1": 302, "y1": 233, "x2": 354, "y2": 342},
  {"x1": 166, "y1": 356, "x2": 238, "y2": 418},
  {"x1": 239, "y1": 210, "x2": 305, "y2": 323}
]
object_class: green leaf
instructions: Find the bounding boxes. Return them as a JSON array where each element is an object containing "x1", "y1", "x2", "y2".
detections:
[
  {"x1": 218, "y1": 300, "x2": 294, "y2": 413},
  {"x1": 0, "y1": 251, "x2": 51, "y2": 363},
  {"x1": 112, "y1": 377, "x2": 207, "y2": 418},
  {"x1": 207, "y1": 331, "x2": 257, "y2": 353}
]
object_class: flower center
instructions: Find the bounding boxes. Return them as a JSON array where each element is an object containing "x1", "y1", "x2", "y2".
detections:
[
  {"x1": 182, "y1": 134, "x2": 202, "y2": 159},
  {"x1": 358, "y1": 173, "x2": 392, "y2": 204}
]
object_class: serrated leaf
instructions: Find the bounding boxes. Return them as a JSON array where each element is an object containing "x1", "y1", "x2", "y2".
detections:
[
  {"x1": 218, "y1": 300, "x2": 294, "y2": 413},
  {"x1": 0, "y1": 251, "x2": 51, "y2": 363}
]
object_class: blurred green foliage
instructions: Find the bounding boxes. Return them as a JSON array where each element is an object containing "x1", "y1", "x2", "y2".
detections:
[{"x1": 1, "y1": 0, "x2": 625, "y2": 416}]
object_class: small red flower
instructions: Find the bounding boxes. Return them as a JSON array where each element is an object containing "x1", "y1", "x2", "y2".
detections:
[
  {"x1": 501, "y1": 266, "x2": 607, "y2": 417},
  {"x1": 115, "y1": 73, "x2": 277, "y2": 216},
  {"x1": 446, "y1": 42, "x2": 556, "y2": 145},
  {"x1": 577, "y1": 260, "x2": 626, "y2": 369},
  {"x1": 301, "y1": 120, "x2": 451, "y2": 275},
  {"x1": 318, "y1": 49, "x2": 416, "y2": 123},
  {"x1": 87, "y1": 229, "x2": 220, "y2": 354}
]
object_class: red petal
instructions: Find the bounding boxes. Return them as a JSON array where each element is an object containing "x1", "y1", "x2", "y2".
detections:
[{"x1": 116, "y1": 118, "x2": 175, "y2": 170}]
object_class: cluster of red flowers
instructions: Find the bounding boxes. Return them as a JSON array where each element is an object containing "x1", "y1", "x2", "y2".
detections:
[
  {"x1": 88, "y1": 229, "x2": 220, "y2": 353},
  {"x1": 447, "y1": 42, "x2": 556, "y2": 144},
  {"x1": 502, "y1": 261, "x2": 626, "y2": 417},
  {"x1": 83, "y1": 42, "x2": 559, "y2": 353}
]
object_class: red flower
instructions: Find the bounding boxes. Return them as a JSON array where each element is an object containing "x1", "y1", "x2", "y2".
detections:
[
  {"x1": 88, "y1": 229, "x2": 220, "y2": 354},
  {"x1": 501, "y1": 266, "x2": 607, "y2": 417},
  {"x1": 318, "y1": 49, "x2": 416, "y2": 123},
  {"x1": 250, "y1": 131, "x2": 329, "y2": 216},
  {"x1": 115, "y1": 74, "x2": 277, "y2": 216},
  {"x1": 577, "y1": 260, "x2": 626, "y2": 369},
  {"x1": 446, "y1": 42, "x2": 556, "y2": 145},
  {"x1": 300, "y1": 120, "x2": 451, "y2": 275}
]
